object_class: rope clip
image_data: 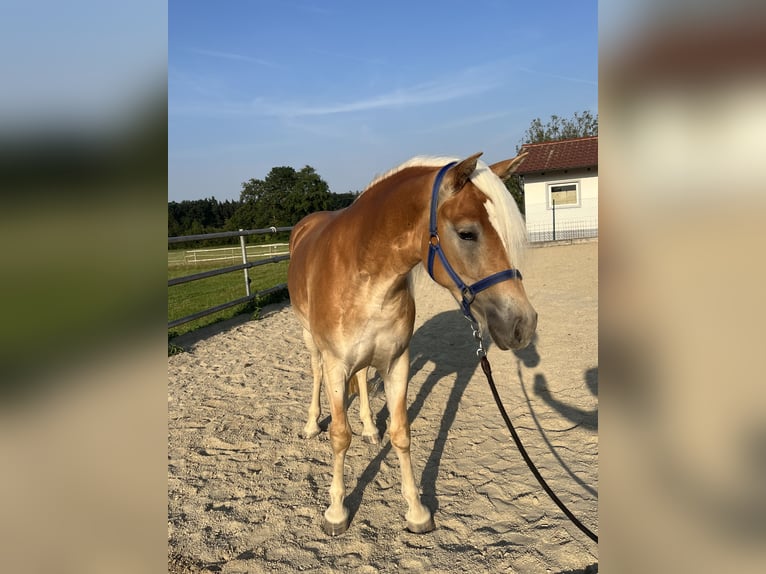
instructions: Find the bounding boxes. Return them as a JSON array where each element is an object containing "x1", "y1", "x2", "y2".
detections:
[{"x1": 464, "y1": 315, "x2": 486, "y2": 357}]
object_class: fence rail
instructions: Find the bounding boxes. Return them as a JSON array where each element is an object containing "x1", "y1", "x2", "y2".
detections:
[
  {"x1": 167, "y1": 226, "x2": 294, "y2": 244},
  {"x1": 527, "y1": 218, "x2": 598, "y2": 243},
  {"x1": 179, "y1": 243, "x2": 290, "y2": 265},
  {"x1": 168, "y1": 227, "x2": 293, "y2": 329}
]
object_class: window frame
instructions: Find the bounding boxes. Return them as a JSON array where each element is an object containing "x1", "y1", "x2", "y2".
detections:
[{"x1": 547, "y1": 180, "x2": 581, "y2": 210}]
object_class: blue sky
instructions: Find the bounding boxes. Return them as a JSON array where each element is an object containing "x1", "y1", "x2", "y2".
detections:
[{"x1": 169, "y1": 0, "x2": 597, "y2": 202}]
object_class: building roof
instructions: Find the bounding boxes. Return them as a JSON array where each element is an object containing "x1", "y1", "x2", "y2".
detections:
[{"x1": 515, "y1": 136, "x2": 598, "y2": 175}]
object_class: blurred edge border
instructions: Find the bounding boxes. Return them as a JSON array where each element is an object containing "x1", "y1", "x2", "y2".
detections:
[{"x1": 0, "y1": 1, "x2": 168, "y2": 572}]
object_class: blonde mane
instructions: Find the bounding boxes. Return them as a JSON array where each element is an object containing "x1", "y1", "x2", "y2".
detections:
[{"x1": 364, "y1": 155, "x2": 528, "y2": 267}]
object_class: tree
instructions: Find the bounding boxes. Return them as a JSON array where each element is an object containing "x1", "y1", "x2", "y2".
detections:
[
  {"x1": 229, "y1": 165, "x2": 334, "y2": 231},
  {"x1": 167, "y1": 166, "x2": 354, "y2": 243},
  {"x1": 505, "y1": 110, "x2": 598, "y2": 214},
  {"x1": 168, "y1": 197, "x2": 244, "y2": 247},
  {"x1": 284, "y1": 166, "x2": 334, "y2": 221},
  {"x1": 517, "y1": 110, "x2": 598, "y2": 151},
  {"x1": 327, "y1": 191, "x2": 358, "y2": 211}
]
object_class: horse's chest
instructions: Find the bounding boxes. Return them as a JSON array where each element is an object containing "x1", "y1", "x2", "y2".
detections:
[
  {"x1": 338, "y1": 295, "x2": 413, "y2": 365},
  {"x1": 355, "y1": 314, "x2": 410, "y2": 370}
]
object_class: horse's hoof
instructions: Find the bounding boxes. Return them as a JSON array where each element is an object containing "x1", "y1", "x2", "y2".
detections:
[
  {"x1": 406, "y1": 516, "x2": 436, "y2": 534},
  {"x1": 362, "y1": 433, "x2": 380, "y2": 445},
  {"x1": 322, "y1": 517, "x2": 349, "y2": 536},
  {"x1": 300, "y1": 427, "x2": 321, "y2": 440}
]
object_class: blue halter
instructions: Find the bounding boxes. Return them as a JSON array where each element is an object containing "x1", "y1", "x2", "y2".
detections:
[{"x1": 426, "y1": 162, "x2": 523, "y2": 324}]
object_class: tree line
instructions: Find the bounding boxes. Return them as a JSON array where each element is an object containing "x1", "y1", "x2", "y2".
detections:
[
  {"x1": 168, "y1": 166, "x2": 358, "y2": 247},
  {"x1": 169, "y1": 111, "x2": 597, "y2": 244}
]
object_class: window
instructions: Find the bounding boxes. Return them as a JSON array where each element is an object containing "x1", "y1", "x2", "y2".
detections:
[{"x1": 549, "y1": 182, "x2": 579, "y2": 208}]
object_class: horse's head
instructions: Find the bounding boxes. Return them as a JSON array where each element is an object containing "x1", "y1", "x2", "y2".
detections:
[{"x1": 424, "y1": 152, "x2": 537, "y2": 350}]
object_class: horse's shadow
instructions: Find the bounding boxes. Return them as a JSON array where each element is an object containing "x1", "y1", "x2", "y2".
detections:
[
  {"x1": 344, "y1": 310, "x2": 481, "y2": 522},
  {"x1": 343, "y1": 311, "x2": 599, "y2": 525},
  {"x1": 513, "y1": 341, "x2": 598, "y2": 432},
  {"x1": 513, "y1": 339, "x2": 599, "y2": 497}
]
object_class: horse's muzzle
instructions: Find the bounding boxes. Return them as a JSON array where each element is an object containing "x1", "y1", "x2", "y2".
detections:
[{"x1": 487, "y1": 308, "x2": 538, "y2": 350}]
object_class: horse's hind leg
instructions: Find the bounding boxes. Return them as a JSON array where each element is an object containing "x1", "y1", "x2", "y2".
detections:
[
  {"x1": 383, "y1": 350, "x2": 434, "y2": 533},
  {"x1": 322, "y1": 359, "x2": 352, "y2": 535},
  {"x1": 301, "y1": 328, "x2": 323, "y2": 439},
  {"x1": 355, "y1": 369, "x2": 380, "y2": 444}
]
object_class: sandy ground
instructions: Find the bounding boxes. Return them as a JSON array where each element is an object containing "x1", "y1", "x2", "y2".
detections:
[{"x1": 168, "y1": 241, "x2": 598, "y2": 573}]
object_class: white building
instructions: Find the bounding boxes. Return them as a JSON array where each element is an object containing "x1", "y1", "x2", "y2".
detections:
[{"x1": 516, "y1": 136, "x2": 598, "y2": 242}]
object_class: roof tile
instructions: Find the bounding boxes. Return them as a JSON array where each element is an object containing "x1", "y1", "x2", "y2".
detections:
[{"x1": 515, "y1": 136, "x2": 598, "y2": 175}]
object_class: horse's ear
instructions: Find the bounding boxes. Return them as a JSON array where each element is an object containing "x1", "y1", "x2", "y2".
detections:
[
  {"x1": 445, "y1": 152, "x2": 483, "y2": 194},
  {"x1": 489, "y1": 151, "x2": 529, "y2": 180}
]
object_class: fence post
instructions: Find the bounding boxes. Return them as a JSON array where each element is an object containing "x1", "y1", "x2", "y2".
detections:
[
  {"x1": 239, "y1": 230, "x2": 251, "y2": 297},
  {"x1": 552, "y1": 198, "x2": 556, "y2": 241}
]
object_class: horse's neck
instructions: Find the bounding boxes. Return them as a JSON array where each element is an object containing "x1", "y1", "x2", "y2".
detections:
[{"x1": 349, "y1": 167, "x2": 434, "y2": 278}]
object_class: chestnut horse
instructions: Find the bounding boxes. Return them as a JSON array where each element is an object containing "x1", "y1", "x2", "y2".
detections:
[{"x1": 287, "y1": 152, "x2": 537, "y2": 535}]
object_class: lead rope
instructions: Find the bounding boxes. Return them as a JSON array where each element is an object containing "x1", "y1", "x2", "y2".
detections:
[{"x1": 469, "y1": 321, "x2": 598, "y2": 544}]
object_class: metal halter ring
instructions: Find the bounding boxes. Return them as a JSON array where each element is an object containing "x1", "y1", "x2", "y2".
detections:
[{"x1": 461, "y1": 286, "x2": 476, "y2": 305}]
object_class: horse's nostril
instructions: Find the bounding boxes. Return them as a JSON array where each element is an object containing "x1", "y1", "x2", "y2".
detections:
[{"x1": 512, "y1": 318, "x2": 523, "y2": 342}]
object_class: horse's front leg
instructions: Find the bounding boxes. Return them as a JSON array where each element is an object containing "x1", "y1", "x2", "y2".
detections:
[
  {"x1": 322, "y1": 360, "x2": 352, "y2": 535},
  {"x1": 384, "y1": 349, "x2": 435, "y2": 533}
]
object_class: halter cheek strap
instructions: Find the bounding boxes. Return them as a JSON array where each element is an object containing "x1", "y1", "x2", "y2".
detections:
[{"x1": 426, "y1": 162, "x2": 523, "y2": 324}]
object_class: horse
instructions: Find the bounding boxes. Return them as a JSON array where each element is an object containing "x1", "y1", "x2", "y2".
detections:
[{"x1": 287, "y1": 152, "x2": 537, "y2": 535}]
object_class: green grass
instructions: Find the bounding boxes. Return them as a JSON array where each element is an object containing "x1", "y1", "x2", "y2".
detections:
[{"x1": 168, "y1": 256, "x2": 289, "y2": 339}]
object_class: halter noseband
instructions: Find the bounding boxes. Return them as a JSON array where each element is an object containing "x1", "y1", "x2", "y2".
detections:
[{"x1": 426, "y1": 162, "x2": 523, "y2": 325}]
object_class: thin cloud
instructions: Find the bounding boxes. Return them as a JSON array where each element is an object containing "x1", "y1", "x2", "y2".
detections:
[
  {"x1": 517, "y1": 66, "x2": 597, "y2": 86},
  {"x1": 413, "y1": 111, "x2": 514, "y2": 135},
  {"x1": 309, "y1": 48, "x2": 388, "y2": 67},
  {"x1": 170, "y1": 66, "x2": 504, "y2": 119},
  {"x1": 188, "y1": 47, "x2": 280, "y2": 68},
  {"x1": 254, "y1": 78, "x2": 500, "y2": 118}
]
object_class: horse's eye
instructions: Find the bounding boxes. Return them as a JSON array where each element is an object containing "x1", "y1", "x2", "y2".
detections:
[{"x1": 458, "y1": 230, "x2": 477, "y2": 241}]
